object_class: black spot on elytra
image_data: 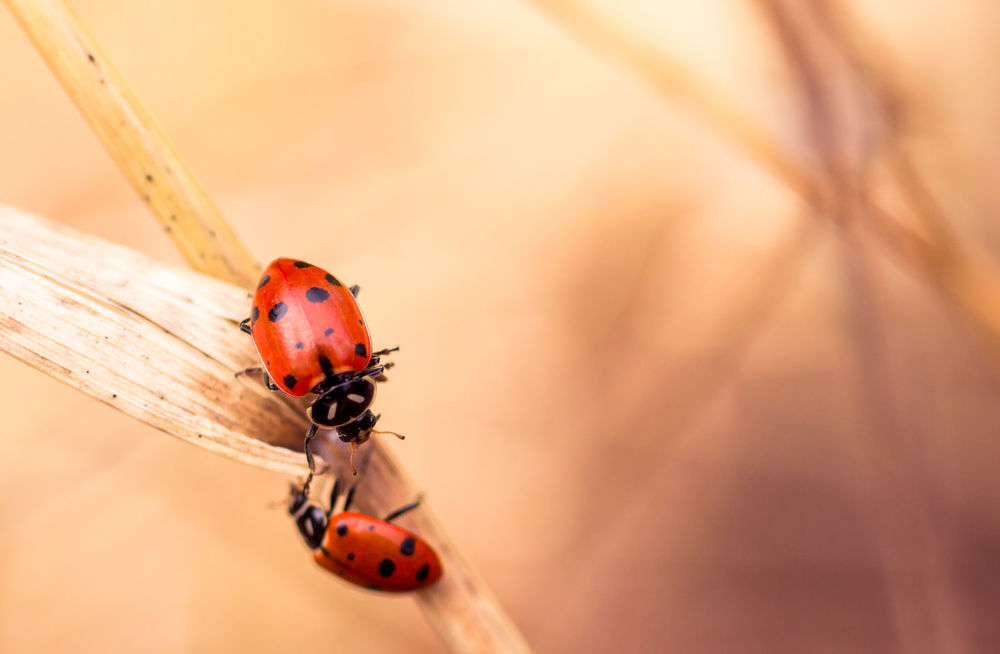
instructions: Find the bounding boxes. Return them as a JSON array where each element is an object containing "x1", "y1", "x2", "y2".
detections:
[
  {"x1": 306, "y1": 287, "x2": 330, "y2": 303},
  {"x1": 359, "y1": 319, "x2": 363, "y2": 325},
  {"x1": 324, "y1": 328, "x2": 335, "y2": 337},
  {"x1": 295, "y1": 342, "x2": 304, "y2": 349},
  {"x1": 257, "y1": 274, "x2": 271, "y2": 290},
  {"x1": 369, "y1": 525, "x2": 375, "y2": 531},
  {"x1": 378, "y1": 559, "x2": 396, "y2": 578},
  {"x1": 251, "y1": 306, "x2": 260, "y2": 324},
  {"x1": 293, "y1": 261, "x2": 313, "y2": 268},
  {"x1": 416, "y1": 563, "x2": 430, "y2": 583},
  {"x1": 347, "y1": 553, "x2": 355, "y2": 561},
  {"x1": 318, "y1": 355, "x2": 334, "y2": 377},
  {"x1": 268, "y1": 302, "x2": 287, "y2": 322},
  {"x1": 355, "y1": 343, "x2": 367, "y2": 357},
  {"x1": 399, "y1": 538, "x2": 416, "y2": 556},
  {"x1": 325, "y1": 273, "x2": 342, "y2": 287},
  {"x1": 336, "y1": 523, "x2": 348, "y2": 536},
  {"x1": 283, "y1": 375, "x2": 297, "y2": 389}
]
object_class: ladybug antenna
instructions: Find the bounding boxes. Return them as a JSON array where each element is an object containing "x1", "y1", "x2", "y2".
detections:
[
  {"x1": 372, "y1": 428, "x2": 406, "y2": 441},
  {"x1": 267, "y1": 481, "x2": 305, "y2": 510},
  {"x1": 369, "y1": 414, "x2": 405, "y2": 442},
  {"x1": 265, "y1": 496, "x2": 288, "y2": 510}
]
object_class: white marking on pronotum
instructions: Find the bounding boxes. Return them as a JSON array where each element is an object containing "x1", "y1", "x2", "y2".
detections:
[
  {"x1": 326, "y1": 401, "x2": 339, "y2": 421},
  {"x1": 304, "y1": 520, "x2": 314, "y2": 538},
  {"x1": 347, "y1": 393, "x2": 365, "y2": 403}
]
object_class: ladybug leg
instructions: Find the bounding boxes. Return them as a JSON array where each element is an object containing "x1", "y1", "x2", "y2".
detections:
[
  {"x1": 342, "y1": 482, "x2": 358, "y2": 512},
  {"x1": 356, "y1": 357, "x2": 388, "y2": 378},
  {"x1": 368, "y1": 361, "x2": 395, "y2": 383},
  {"x1": 235, "y1": 366, "x2": 280, "y2": 391},
  {"x1": 325, "y1": 477, "x2": 342, "y2": 517},
  {"x1": 300, "y1": 424, "x2": 320, "y2": 497},
  {"x1": 349, "y1": 284, "x2": 361, "y2": 297},
  {"x1": 372, "y1": 346, "x2": 400, "y2": 357},
  {"x1": 238, "y1": 318, "x2": 252, "y2": 335},
  {"x1": 384, "y1": 496, "x2": 422, "y2": 523},
  {"x1": 303, "y1": 423, "x2": 318, "y2": 472}
]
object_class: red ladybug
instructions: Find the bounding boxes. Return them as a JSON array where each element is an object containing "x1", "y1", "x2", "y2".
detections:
[
  {"x1": 288, "y1": 479, "x2": 443, "y2": 592},
  {"x1": 239, "y1": 258, "x2": 399, "y2": 472}
]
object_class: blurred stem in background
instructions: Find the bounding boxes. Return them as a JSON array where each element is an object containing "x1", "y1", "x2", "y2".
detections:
[{"x1": 527, "y1": 0, "x2": 1000, "y2": 360}]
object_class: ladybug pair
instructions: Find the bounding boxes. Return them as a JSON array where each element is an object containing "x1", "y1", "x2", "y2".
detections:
[{"x1": 240, "y1": 258, "x2": 440, "y2": 592}]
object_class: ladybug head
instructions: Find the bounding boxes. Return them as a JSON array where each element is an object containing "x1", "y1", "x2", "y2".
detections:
[
  {"x1": 336, "y1": 410, "x2": 379, "y2": 445},
  {"x1": 288, "y1": 484, "x2": 327, "y2": 550},
  {"x1": 306, "y1": 377, "x2": 376, "y2": 429}
]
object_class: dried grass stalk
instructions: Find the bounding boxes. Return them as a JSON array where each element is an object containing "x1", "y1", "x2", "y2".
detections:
[
  {"x1": 0, "y1": 206, "x2": 533, "y2": 654},
  {"x1": 527, "y1": 0, "x2": 821, "y2": 201},
  {"x1": 0, "y1": 205, "x2": 307, "y2": 472},
  {"x1": 3, "y1": 1, "x2": 530, "y2": 651},
  {"x1": 3, "y1": 0, "x2": 259, "y2": 288},
  {"x1": 532, "y1": 0, "x2": 1000, "y2": 363}
]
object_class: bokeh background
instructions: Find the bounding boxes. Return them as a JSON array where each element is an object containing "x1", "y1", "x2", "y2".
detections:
[{"x1": 2, "y1": 1, "x2": 999, "y2": 652}]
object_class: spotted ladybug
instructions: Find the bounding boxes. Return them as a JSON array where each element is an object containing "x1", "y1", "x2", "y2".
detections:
[
  {"x1": 238, "y1": 258, "x2": 400, "y2": 473},
  {"x1": 288, "y1": 479, "x2": 443, "y2": 592}
]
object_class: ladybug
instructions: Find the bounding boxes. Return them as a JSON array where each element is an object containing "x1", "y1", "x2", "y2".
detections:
[
  {"x1": 238, "y1": 258, "x2": 400, "y2": 473},
  {"x1": 288, "y1": 479, "x2": 443, "y2": 592}
]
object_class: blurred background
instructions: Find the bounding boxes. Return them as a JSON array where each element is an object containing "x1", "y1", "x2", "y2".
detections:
[{"x1": 1, "y1": 1, "x2": 999, "y2": 652}]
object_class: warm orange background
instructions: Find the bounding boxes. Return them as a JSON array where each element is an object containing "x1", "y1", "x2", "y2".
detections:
[{"x1": 2, "y1": 2, "x2": 999, "y2": 653}]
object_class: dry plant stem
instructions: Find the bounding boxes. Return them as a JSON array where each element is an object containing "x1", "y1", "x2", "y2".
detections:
[
  {"x1": 836, "y1": 227, "x2": 941, "y2": 654},
  {"x1": 3, "y1": 1, "x2": 530, "y2": 650},
  {"x1": 0, "y1": 206, "x2": 307, "y2": 474},
  {"x1": 3, "y1": 0, "x2": 258, "y2": 288},
  {"x1": 868, "y1": 202, "x2": 1000, "y2": 352},
  {"x1": 806, "y1": 3, "x2": 1000, "y2": 349},
  {"x1": 532, "y1": 0, "x2": 1000, "y2": 360},
  {"x1": 809, "y1": 1, "x2": 958, "y2": 247},
  {"x1": 526, "y1": 0, "x2": 821, "y2": 202},
  {"x1": 0, "y1": 207, "x2": 533, "y2": 654},
  {"x1": 761, "y1": 0, "x2": 1000, "y2": 353},
  {"x1": 762, "y1": 5, "x2": 967, "y2": 646},
  {"x1": 340, "y1": 442, "x2": 534, "y2": 654}
]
